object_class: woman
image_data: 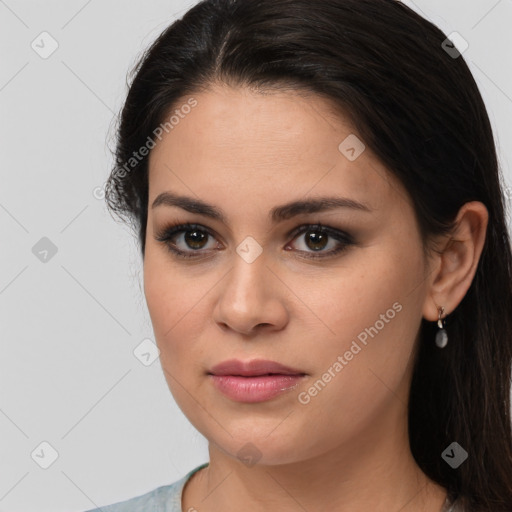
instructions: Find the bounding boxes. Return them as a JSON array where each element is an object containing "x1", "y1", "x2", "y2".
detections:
[{"x1": 86, "y1": 0, "x2": 512, "y2": 510}]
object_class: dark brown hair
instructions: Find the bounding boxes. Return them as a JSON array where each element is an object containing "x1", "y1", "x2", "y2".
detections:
[{"x1": 105, "y1": 1, "x2": 512, "y2": 509}]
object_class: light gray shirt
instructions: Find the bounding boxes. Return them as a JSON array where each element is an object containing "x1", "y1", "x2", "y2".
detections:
[
  {"x1": 83, "y1": 462, "x2": 464, "y2": 511},
  {"x1": 83, "y1": 463, "x2": 208, "y2": 512}
]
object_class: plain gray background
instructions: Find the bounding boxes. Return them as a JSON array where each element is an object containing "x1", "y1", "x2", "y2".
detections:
[{"x1": 1, "y1": 1, "x2": 511, "y2": 511}]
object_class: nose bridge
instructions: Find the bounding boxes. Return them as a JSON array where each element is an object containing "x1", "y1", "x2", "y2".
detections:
[
  {"x1": 224, "y1": 242, "x2": 270, "y2": 311},
  {"x1": 214, "y1": 238, "x2": 288, "y2": 334}
]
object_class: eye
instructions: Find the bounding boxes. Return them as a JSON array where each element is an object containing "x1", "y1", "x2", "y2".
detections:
[
  {"x1": 155, "y1": 223, "x2": 219, "y2": 259},
  {"x1": 285, "y1": 223, "x2": 354, "y2": 260},
  {"x1": 154, "y1": 222, "x2": 354, "y2": 260}
]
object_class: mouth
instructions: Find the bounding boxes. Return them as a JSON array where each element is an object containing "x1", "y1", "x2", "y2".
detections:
[
  {"x1": 208, "y1": 358, "x2": 307, "y2": 377},
  {"x1": 207, "y1": 359, "x2": 307, "y2": 403}
]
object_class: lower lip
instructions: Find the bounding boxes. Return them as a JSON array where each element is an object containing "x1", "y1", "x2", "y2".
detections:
[{"x1": 209, "y1": 374, "x2": 305, "y2": 403}]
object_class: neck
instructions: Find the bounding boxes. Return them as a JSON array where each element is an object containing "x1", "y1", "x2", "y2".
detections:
[{"x1": 182, "y1": 417, "x2": 448, "y2": 512}]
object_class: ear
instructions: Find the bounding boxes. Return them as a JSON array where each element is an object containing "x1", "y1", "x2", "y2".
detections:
[{"x1": 422, "y1": 201, "x2": 489, "y2": 322}]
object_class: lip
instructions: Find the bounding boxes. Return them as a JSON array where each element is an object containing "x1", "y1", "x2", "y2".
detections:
[
  {"x1": 208, "y1": 359, "x2": 307, "y2": 403},
  {"x1": 209, "y1": 358, "x2": 305, "y2": 377}
]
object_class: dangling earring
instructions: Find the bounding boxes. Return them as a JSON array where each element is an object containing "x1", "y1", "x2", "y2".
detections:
[{"x1": 435, "y1": 306, "x2": 448, "y2": 348}]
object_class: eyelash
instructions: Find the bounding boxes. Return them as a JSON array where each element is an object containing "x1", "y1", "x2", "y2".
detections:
[{"x1": 154, "y1": 222, "x2": 355, "y2": 261}]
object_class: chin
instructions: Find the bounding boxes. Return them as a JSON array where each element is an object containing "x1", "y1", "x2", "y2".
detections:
[{"x1": 204, "y1": 423, "x2": 312, "y2": 467}]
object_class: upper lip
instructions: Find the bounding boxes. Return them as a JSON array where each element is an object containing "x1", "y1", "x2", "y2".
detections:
[{"x1": 208, "y1": 359, "x2": 306, "y2": 377}]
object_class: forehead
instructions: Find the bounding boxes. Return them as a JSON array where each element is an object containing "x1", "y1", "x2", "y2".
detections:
[{"x1": 147, "y1": 84, "x2": 409, "y2": 219}]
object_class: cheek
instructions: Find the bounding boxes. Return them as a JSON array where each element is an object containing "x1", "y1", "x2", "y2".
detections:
[
  {"x1": 296, "y1": 245, "x2": 424, "y2": 423},
  {"x1": 144, "y1": 253, "x2": 189, "y2": 358},
  {"x1": 143, "y1": 259, "x2": 208, "y2": 418},
  {"x1": 144, "y1": 247, "x2": 196, "y2": 330},
  {"x1": 294, "y1": 243, "x2": 421, "y2": 344},
  {"x1": 143, "y1": 251, "x2": 212, "y2": 373}
]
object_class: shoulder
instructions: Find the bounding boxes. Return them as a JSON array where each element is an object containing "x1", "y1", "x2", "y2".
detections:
[{"x1": 82, "y1": 463, "x2": 208, "y2": 512}]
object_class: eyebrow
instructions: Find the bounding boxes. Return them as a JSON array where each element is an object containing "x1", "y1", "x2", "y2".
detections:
[{"x1": 151, "y1": 191, "x2": 373, "y2": 224}]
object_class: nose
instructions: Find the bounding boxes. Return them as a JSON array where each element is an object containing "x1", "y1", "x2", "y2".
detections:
[{"x1": 213, "y1": 250, "x2": 289, "y2": 337}]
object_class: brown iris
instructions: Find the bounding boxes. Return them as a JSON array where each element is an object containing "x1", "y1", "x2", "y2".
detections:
[
  {"x1": 304, "y1": 230, "x2": 328, "y2": 251},
  {"x1": 184, "y1": 229, "x2": 208, "y2": 249}
]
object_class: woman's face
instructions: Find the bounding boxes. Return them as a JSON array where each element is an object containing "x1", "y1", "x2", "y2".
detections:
[{"x1": 144, "y1": 84, "x2": 432, "y2": 465}]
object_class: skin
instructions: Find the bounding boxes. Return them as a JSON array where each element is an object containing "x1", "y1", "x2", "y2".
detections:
[{"x1": 143, "y1": 83, "x2": 488, "y2": 512}]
